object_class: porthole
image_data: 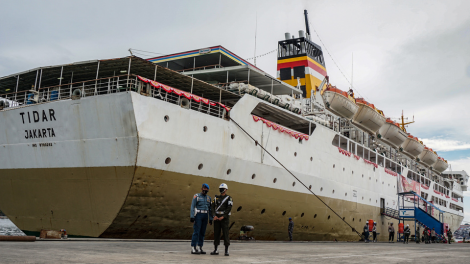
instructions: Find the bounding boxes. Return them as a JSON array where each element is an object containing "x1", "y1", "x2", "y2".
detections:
[
  {"x1": 294, "y1": 152, "x2": 297, "y2": 157},
  {"x1": 393, "y1": 185, "x2": 395, "y2": 188},
  {"x1": 353, "y1": 218, "x2": 355, "y2": 221},
  {"x1": 369, "y1": 198, "x2": 371, "y2": 201},
  {"x1": 333, "y1": 164, "x2": 335, "y2": 168},
  {"x1": 343, "y1": 168, "x2": 345, "y2": 171},
  {"x1": 332, "y1": 190, "x2": 335, "y2": 194},
  {"x1": 252, "y1": 174, "x2": 256, "y2": 179},
  {"x1": 359, "y1": 219, "x2": 362, "y2": 222},
  {"x1": 376, "y1": 179, "x2": 378, "y2": 182},
  {"x1": 203, "y1": 126, "x2": 207, "y2": 132},
  {"x1": 282, "y1": 211, "x2": 286, "y2": 216},
  {"x1": 320, "y1": 187, "x2": 323, "y2": 191},
  {"x1": 314, "y1": 214, "x2": 317, "y2": 218},
  {"x1": 387, "y1": 202, "x2": 388, "y2": 205},
  {"x1": 352, "y1": 171, "x2": 354, "y2": 174},
  {"x1": 198, "y1": 163, "x2": 203, "y2": 170},
  {"x1": 310, "y1": 157, "x2": 313, "y2": 161},
  {"x1": 227, "y1": 169, "x2": 231, "y2": 175},
  {"x1": 382, "y1": 221, "x2": 384, "y2": 225},
  {"x1": 165, "y1": 157, "x2": 171, "y2": 164},
  {"x1": 292, "y1": 182, "x2": 296, "y2": 187},
  {"x1": 345, "y1": 193, "x2": 347, "y2": 196},
  {"x1": 328, "y1": 215, "x2": 330, "y2": 220},
  {"x1": 261, "y1": 209, "x2": 266, "y2": 214},
  {"x1": 237, "y1": 206, "x2": 242, "y2": 212},
  {"x1": 362, "y1": 174, "x2": 364, "y2": 178},
  {"x1": 382, "y1": 181, "x2": 384, "y2": 184},
  {"x1": 362, "y1": 197, "x2": 364, "y2": 200},
  {"x1": 369, "y1": 177, "x2": 371, "y2": 180},
  {"x1": 301, "y1": 213, "x2": 304, "y2": 217},
  {"x1": 373, "y1": 167, "x2": 375, "y2": 172},
  {"x1": 376, "y1": 200, "x2": 377, "y2": 203},
  {"x1": 164, "y1": 115, "x2": 169, "y2": 122},
  {"x1": 273, "y1": 178, "x2": 277, "y2": 183},
  {"x1": 231, "y1": 134, "x2": 235, "y2": 139},
  {"x1": 276, "y1": 147, "x2": 279, "y2": 151},
  {"x1": 388, "y1": 184, "x2": 390, "y2": 186},
  {"x1": 309, "y1": 185, "x2": 312, "y2": 190}
]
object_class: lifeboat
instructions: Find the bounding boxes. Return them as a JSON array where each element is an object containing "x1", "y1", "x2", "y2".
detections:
[
  {"x1": 321, "y1": 85, "x2": 358, "y2": 119},
  {"x1": 433, "y1": 157, "x2": 449, "y2": 173},
  {"x1": 418, "y1": 146, "x2": 438, "y2": 167},
  {"x1": 351, "y1": 98, "x2": 386, "y2": 134},
  {"x1": 401, "y1": 135, "x2": 425, "y2": 158},
  {"x1": 378, "y1": 118, "x2": 408, "y2": 148}
]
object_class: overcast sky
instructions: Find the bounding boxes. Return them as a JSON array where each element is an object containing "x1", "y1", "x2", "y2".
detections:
[{"x1": 1, "y1": 0, "x2": 470, "y2": 222}]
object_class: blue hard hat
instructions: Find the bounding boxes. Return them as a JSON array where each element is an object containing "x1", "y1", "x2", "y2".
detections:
[
  {"x1": 202, "y1": 183, "x2": 210, "y2": 189},
  {"x1": 289, "y1": 218, "x2": 292, "y2": 220}
]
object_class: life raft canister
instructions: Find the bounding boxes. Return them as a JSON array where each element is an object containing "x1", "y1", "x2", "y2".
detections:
[
  {"x1": 398, "y1": 223, "x2": 404, "y2": 234},
  {"x1": 368, "y1": 219, "x2": 374, "y2": 232}
]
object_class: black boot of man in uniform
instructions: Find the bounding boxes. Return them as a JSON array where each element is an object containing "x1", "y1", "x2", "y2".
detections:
[{"x1": 211, "y1": 183, "x2": 233, "y2": 256}]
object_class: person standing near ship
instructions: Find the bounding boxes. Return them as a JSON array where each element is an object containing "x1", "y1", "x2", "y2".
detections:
[
  {"x1": 447, "y1": 228, "x2": 453, "y2": 244},
  {"x1": 211, "y1": 183, "x2": 233, "y2": 256},
  {"x1": 431, "y1": 228, "x2": 436, "y2": 243},
  {"x1": 416, "y1": 224, "x2": 420, "y2": 244},
  {"x1": 288, "y1": 218, "x2": 294, "y2": 241},
  {"x1": 403, "y1": 224, "x2": 410, "y2": 244},
  {"x1": 388, "y1": 223, "x2": 395, "y2": 243},
  {"x1": 372, "y1": 222, "x2": 377, "y2": 242},
  {"x1": 190, "y1": 183, "x2": 213, "y2": 254}
]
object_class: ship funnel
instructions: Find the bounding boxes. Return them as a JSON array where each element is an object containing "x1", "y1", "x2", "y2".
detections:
[
  {"x1": 285, "y1": 32, "x2": 291, "y2": 40},
  {"x1": 299, "y1": 30, "x2": 305, "y2": 38}
]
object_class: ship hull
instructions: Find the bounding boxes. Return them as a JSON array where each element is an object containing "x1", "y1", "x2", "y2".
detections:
[{"x1": 0, "y1": 92, "x2": 464, "y2": 240}]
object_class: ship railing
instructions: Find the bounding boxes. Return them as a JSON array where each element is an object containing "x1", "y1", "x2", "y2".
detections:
[
  {"x1": 0, "y1": 74, "x2": 228, "y2": 119},
  {"x1": 0, "y1": 74, "x2": 137, "y2": 109},
  {"x1": 331, "y1": 132, "x2": 446, "y2": 192}
]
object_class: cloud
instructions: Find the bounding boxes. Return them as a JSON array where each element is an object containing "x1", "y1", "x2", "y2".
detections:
[{"x1": 422, "y1": 139, "x2": 470, "y2": 152}]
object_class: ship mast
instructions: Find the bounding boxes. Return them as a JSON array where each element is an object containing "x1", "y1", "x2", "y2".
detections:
[{"x1": 399, "y1": 110, "x2": 414, "y2": 132}]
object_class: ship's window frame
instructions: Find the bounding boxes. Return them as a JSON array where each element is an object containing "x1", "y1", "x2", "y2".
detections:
[
  {"x1": 293, "y1": 66, "x2": 305, "y2": 79},
  {"x1": 279, "y1": 68, "x2": 291, "y2": 81}
]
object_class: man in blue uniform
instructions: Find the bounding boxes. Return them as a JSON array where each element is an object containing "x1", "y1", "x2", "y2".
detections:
[{"x1": 190, "y1": 183, "x2": 213, "y2": 254}]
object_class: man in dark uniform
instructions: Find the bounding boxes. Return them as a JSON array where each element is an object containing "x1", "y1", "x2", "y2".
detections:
[
  {"x1": 288, "y1": 218, "x2": 294, "y2": 241},
  {"x1": 190, "y1": 183, "x2": 213, "y2": 254},
  {"x1": 416, "y1": 224, "x2": 420, "y2": 244},
  {"x1": 210, "y1": 183, "x2": 232, "y2": 256}
]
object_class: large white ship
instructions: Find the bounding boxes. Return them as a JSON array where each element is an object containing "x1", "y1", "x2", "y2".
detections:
[{"x1": 0, "y1": 12, "x2": 467, "y2": 241}]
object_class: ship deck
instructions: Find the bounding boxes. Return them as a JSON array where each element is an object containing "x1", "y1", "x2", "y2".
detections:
[{"x1": 0, "y1": 239, "x2": 468, "y2": 263}]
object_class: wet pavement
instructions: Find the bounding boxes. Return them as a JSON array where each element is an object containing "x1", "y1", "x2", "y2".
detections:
[{"x1": 0, "y1": 239, "x2": 468, "y2": 263}]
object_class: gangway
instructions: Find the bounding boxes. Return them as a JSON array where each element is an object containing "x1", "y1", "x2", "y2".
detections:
[{"x1": 397, "y1": 191, "x2": 444, "y2": 241}]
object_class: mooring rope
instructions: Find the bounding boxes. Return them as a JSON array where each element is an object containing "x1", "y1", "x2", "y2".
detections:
[{"x1": 230, "y1": 117, "x2": 362, "y2": 239}]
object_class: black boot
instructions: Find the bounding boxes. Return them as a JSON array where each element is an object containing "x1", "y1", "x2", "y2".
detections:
[
  {"x1": 191, "y1": 246, "x2": 200, "y2": 255},
  {"x1": 225, "y1": 245, "x2": 229, "y2": 256},
  {"x1": 199, "y1": 246, "x2": 206, "y2": 254},
  {"x1": 210, "y1": 246, "x2": 219, "y2": 255}
]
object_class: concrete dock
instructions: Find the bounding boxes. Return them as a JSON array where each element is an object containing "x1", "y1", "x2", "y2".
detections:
[{"x1": 0, "y1": 240, "x2": 469, "y2": 263}]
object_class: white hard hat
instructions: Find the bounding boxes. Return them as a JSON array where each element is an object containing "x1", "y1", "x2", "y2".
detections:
[{"x1": 219, "y1": 183, "x2": 228, "y2": 190}]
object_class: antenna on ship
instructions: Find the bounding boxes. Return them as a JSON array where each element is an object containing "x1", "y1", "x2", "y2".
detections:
[
  {"x1": 398, "y1": 110, "x2": 415, "y2": 132},
  {"x1": 304, "y1": 10, "x2": 310, "y2": 35},
  {"x1": 351, "y1": 52, "x2": 353, "y2": 88},
  {"x1": 254, "y1": 12, "x2": 258, "y2": 66}
]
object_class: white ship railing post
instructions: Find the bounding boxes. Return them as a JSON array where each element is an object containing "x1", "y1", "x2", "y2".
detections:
[
  {"x1": 94, "y1": 61, "x2": 100, "y2": 95},
  {"x1": 127, "y1": 57, "x2": 132, "y2": 90},
  {"x1": 190, "y1": 75, "x2": 194, "y2": 109},
  {"x1": 14, "y1": 75, "x2": 19, "y2": 102}
]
